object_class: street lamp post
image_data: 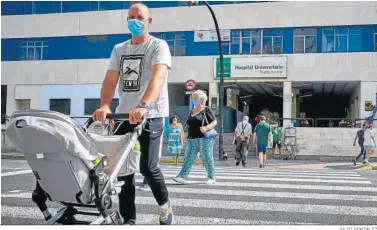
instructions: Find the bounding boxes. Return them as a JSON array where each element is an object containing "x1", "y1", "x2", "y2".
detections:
[{"x1": 189, "y1": 1, "x2": 224, "y2": 161}]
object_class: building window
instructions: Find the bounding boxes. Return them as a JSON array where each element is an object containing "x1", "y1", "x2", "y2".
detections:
[
  {"x1": 20, "y1": 41, "x2": 48, "y2": 60},
  {"x1": 322, "y1": 27, "x2": 361, "y2": 53},
  {"x1": 241, "y1": 29, "x2": 262, "y2": 54},
  {"x1": 230, "y1": 30, "x2": 241, "y2": 55},
  {"x1": 84, "y1": 99, "x2": 119, "y2": 115},
  {"x1": 89, "y1": 1, "x2": 99, "y2": 11},
  {"x1": 155, "y1": 32, "x2": 186, "y2": 56},
  {"x1": 33, "y1": 1, "x2": 62, "y2": 14},
  {"x1": 263, "y1": 29, "x2": 283, "y2": 54},
  {"x1": 179, "y1": 1, "x2": 190, "y2": 6},
  {"x1": 293, "y1": 28, "x2": 317, "y2": 53},
  {"x1": 373, "y1": 28, "x2": 377, "y2": 51},
  {"x1": 50, "y1": 99, "x2": 71, "y2": 115},
  {"x1": 87, "y1": 35, "x2": 107, "y2": 43},
  {"x1": 99, "y1": 1, "x2": 124, "y2": 10}
]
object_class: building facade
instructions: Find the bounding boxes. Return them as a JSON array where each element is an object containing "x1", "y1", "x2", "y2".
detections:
[{"x1": 1, "y1": 1, "x2": 377, "y2": 130}]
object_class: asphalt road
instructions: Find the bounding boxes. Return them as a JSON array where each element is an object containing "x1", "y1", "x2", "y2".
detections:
[{"x1": 1, "y1": 159, "x2": 377, "y2": 225}]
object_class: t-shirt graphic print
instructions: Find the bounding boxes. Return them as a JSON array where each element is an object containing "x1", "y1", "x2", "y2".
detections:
[{"x1": 121, "y1": 54, "x2": 144, "y2": 92}]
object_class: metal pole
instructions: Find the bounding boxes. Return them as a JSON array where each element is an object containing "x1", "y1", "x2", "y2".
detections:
[{"x1": 203, "y1": 1, "x2": 224, "y2": 161}]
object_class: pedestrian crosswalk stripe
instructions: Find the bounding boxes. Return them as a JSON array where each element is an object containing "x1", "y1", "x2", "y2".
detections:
[
  {"x1": 0, "y1": 205, "x2": 316, "y2": 225},
  {"x1": 3, "y1": 184, "x2": 377, "y2": 203},
  {"x1": 135, "y1": 179, "x2": 377, "y2": 192},
  {"x1": 2, "y1": 194, "x2": 377, "y2": 220},
  {"x1": 1, "y1": 170, "x2": 32, "y2": 177},
  {"x1": 159, "y1": 165, "x2": 361, "y2": 174},
  {"x1": 159, "y1": 170, "x2": 364, "y2": 180},
  {"x1": 160, "y1": 169, "x2": 362, "y2": 178},
  {"x1": 154, "y1": 173, "x2": 371, "y2": 184},
  {"x1": 135, "y1": 197, "x2": 377, "y2": 217},
  {"x1": 155, "y1": 187, "x2": 377, "y2": 202}
]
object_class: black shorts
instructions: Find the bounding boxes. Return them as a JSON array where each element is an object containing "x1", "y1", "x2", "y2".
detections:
[{"x1": 273, "y1": 141, "x2": 281, "y2": 149}]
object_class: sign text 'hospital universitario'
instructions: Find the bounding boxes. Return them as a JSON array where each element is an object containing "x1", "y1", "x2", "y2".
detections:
[{"x1": 215, "y1": 56, "x2": 287, "y2": 78}]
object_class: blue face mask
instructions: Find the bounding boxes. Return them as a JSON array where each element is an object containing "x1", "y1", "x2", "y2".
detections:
[
  {"x1": 192, "y1": 98, "x2": 201, "y2": 107},
  {"x1": 127, "y1": 19, "x2": 145, "y2": 36}
]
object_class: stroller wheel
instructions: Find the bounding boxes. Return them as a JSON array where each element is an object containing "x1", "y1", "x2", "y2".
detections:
[{"x1": 109, "y1": 210, "x2": 123, "y2": 225}]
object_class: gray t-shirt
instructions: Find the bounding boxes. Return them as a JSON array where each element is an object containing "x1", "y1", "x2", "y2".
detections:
[{"x1": 107, "y1": 36, "x2": 171, "y2": 118}]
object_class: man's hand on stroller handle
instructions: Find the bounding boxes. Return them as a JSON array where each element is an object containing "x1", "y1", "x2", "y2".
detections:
[
  {"x1": 92, "y1": 105, "x2": 112, "y2": 124},
  {"x1": 91, "y1": 106, "x2": 144, "y2": 126},
  {"x1": 130, "y1": 107, "x2": 147, "y2": 124}
]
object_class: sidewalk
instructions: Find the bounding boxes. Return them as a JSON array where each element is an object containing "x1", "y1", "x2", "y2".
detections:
[{"x1": 2, "y1": 152, "x2": 376, "y2": 171}]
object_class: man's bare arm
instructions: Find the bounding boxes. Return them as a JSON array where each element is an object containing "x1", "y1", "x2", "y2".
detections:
[
  {"x1": 100, "y1": 70, "x2": 119, "y2": 109},
  {"x1": 141, "y1": 64, "x2": 167, "y2": 105}
]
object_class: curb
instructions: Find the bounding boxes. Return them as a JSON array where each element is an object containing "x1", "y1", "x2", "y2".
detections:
[
  {"x1": 359, "y1": 164, "x2": 377, "y2": 171},
  {"x1": 1, "y1": 154, "x2": 25, "y2": 159}
]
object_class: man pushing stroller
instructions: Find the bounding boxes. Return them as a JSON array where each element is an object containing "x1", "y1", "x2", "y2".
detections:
[{"x1": 31, "y1": 3, "x2": 173, "y2": 225}]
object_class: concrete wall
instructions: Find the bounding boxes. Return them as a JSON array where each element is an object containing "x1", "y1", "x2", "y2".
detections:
[
  {"x1": 3, "y1": 52, "x2": 376, "y2": 116},
  {"x1": 295, "y1": 127, "x2": 376, "y2": 159},
  {"x1": 360, "y1": 81, "x2": 377, "y2": 119},
  {"x1": 2, "y1": 1, "x2": 376, "y2": 38},
  {"x1": 3, "y1": 53, "x2": 377, "y2": 87}
]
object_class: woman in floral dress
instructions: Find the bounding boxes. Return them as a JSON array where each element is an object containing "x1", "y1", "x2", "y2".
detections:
[{"x1": 167, "y1": 115, "x2": 185, "y2": 164}]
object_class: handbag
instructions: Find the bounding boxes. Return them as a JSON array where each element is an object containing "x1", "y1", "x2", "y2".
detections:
[{"x1": 202, "y1": 107, "x2": 218, "y2": 139}]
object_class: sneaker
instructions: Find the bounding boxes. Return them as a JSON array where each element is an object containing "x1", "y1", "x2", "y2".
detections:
[
  {"x1": 259, "y1": 164, "x2": 263, "y2": 168},
  {"x1": 242, "y1": 164, "x2": 247, "y2": 168},
  {"x1": 206, "y1": 178, "x2": 216, "y2": 184},
  {"x1": 137, "y1": 184, "x2": 150, "y2": 191},
  {"x1": 363, "y1": 160, "x2": 370, "y2": 165},
  {"x1": 235, "y1": 161, "x2": 240, "y2": 166},
  {"x1": 352, "y1": 158, "x2": 357, "y2": 166},
  {"x1": 173, "y1": 176, "x2": 188, "y2": 185},
  {"x1": 44, "y1": 214, "x2": 52, "y2": 221},
  {"x1": 159, "y1": 199, "x2": 174, "y2": 225},
  {"x1": 46, "y1": 207, "x2": 67, "y2": 224}
]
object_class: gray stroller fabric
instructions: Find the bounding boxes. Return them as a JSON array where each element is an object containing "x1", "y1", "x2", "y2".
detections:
[{"x1": 5, "y1": 109, "x2": 140, "y2": 205}]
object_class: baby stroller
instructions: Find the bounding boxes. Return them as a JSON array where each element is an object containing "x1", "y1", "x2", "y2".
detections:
[{"x1": 5, "y1": 109, "x2": 145, "y2": 225}]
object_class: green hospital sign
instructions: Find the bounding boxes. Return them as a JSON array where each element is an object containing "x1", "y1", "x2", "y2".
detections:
[
  {"x1": 215, "y1": 56, "x2": 287, "y2": 78},
  {"x1": 216, "y1": 58, "x2": 231, "y2": 78}
]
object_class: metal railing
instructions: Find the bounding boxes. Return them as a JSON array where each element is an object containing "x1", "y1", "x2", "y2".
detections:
[
  {"x1": 354, "y1": 118, "x2": 377, "y2": 128},
  {"x1": 314, "y1": 118, "x2": 353, "y2": 128},
  {"x1": 277, "y1": 118, "x2": 314, "y2": 127}
]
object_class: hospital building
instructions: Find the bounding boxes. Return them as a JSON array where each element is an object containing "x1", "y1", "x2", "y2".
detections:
[{"x1": 1, "y1": 1, "x2": 377, "y2": 132}]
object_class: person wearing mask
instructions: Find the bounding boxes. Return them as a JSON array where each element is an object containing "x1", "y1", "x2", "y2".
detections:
[
  {"x1": 352, "y1": 123, "x2": 367, "y2": 165},
  {"x1": 167, "y1": 115, "x2": 185, "y2": 164},
  {"x1": 363, "y1": 124, "x2": 376, "y2": 165},
  {"x1": 272, "y1": 125, "x2": 282, "y2": 155},
  {"x1": 173, "y1": 90, "x2": 217, "y2": 185},
  {"x1": 253, "y1": 115, "x2": 272, "y2": 168},
  {"x1": 234, "y1": 116, "x2": 252, "y2": 167},
  {"x1": 91, "y1": 3, "x2": 173, "y2": 225}
]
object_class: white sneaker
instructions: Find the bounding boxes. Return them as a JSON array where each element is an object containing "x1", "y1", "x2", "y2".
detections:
[
  {"x1": 206, "y1": 178, "x2": 216, "y2": 185},
  {"x1": 173, "y1": 176, "x2": 188, "y2": 185}
]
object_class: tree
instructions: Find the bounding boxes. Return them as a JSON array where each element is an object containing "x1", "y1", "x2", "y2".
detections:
[{"x1": 260, "y1": 109, "x2": 279, "y2": 125}]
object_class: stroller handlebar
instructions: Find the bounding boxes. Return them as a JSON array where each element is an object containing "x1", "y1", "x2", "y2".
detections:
[
  {"x1": 83, "y1": 113, "x2": 147, "y2": 131},
  {"x1": 105, "y1": 113, "x2": 129, "y2": 120}
]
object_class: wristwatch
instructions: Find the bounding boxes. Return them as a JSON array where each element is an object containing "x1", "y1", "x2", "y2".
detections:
[{"x1": 137, "y1": 101, "x2": 148, "y2": 109}]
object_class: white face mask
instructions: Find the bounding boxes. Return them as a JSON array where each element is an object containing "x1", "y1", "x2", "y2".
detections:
[{"x1": 172, "y1": 120, "x2": 177, "y2": 124}]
